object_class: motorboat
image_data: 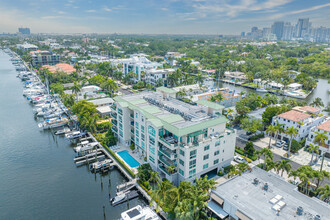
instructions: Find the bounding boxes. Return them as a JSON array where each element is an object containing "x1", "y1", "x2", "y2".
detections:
[
  {"x1": 89, "y1": 159, "x2": 112, "y2": 172},
  {"x1": 256, "y1": 88, "x2": 268, "y2": 93},
  {"x1": 54, "y1": 128, "x2": 71, "y2": 135},
  {"x1": 38, "y1": 117, "x2": 69, "y2": 129}
]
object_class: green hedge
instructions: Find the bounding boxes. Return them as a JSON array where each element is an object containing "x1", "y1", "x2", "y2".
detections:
[
  {"x1": 235, "y1": 148, "x2": 258, "y2": 161},
  {"x1": 249, "y1": 133, "x2": 265, "y2": 141},
  {"x1": 104, "y1": 145, "x2": 135, "y2": 178}
]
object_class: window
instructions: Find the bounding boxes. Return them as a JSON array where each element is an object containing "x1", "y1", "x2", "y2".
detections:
[
  {"x1": 203, "y1": 163, "x2": 209, "y2": 170},
  {"x1": 215, "y1": 141, "x2": 220, "y2": 146},
  {"x1": 141, "y1": 125, "x2": 145, "y2": 133},
  {"x1": 189, "y1": 159, "x2": 196, "y2": 169},
  {"x1": 148, "y1": 126, "x2": 156, "y2": 137},
  {"x1": 135, "y1": 112, "x2": 138, "y2": 118},
  {"x1": 119, "y1": 123, "x2": 123, "y2": 130},
  {"x1": 189, "y1": 169, "x2": 196, "y2": 178},
  {"x1": 179, "y1": 159, "x2": 184, "y2": 166},
  {"x1": 149, "y1": 144, "x2": 155, "y2": 155},
  {"x1": 136, "y1": 130, "x2": 139, "y2": 137},
  {"x1": 214, "y1": 150, "x2": 219, "y2": 156},
  {"x1": 135, "y1": 122, "x2": 139, "y2": 130},
  {"x1": 149, "y1": 155, "x2": 155, "y2": 163},
  {"x1": 214, "y1": 159, "x2": 219, "y2": 164},
  {"x1": 149, "y1": 136, "x2": 155, "y2": 146},
  {"x1": 180, "y1": 149, "x2": 185, "y2": 156},
  {"x1": 136, "y1": 137, "x2": 139, "y2": 143},
  {"x1": 141, "y1": 134, "x2": 145, "y2": 141},
  {"x1": 203, "y1": 154, "x2": 209, "y2": 160},
  {"x1": 179, "y1": 168, "x2": 184, "y2": 176},
  {"x1": 118, "y1": 115, "x2": 122, "y2": 123},
  {"x1": 190, "y1": 150, "x2": 197, "y2": 159},
  {"x1": 204, "y1": 145, "x2": 210, "y2": 151}
]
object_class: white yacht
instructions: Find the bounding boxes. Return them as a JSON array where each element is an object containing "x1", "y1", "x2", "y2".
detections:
[
  {"x1": 256, "y1": 88, "x2": 268, "y2": 93},
  {"x1": 120, "y1": 205, "x2": 160, "y2": 220},
  {"x1": 38, "y1": 117, "x2": 69, "y2": 129}
]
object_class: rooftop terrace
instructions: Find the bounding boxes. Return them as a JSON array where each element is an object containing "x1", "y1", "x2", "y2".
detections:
[{"x1": 212, "y1": 167, "x2": 330, "y2": 220}]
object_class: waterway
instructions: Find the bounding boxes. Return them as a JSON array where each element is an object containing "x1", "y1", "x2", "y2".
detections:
[
  {"x1": 0, "y1": 51, "x2": 146, "y2": 219},
  {"x1": 208, "y1": 78, "x2": 329, "y2": 106}
]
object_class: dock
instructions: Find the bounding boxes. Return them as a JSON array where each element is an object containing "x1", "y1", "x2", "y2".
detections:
[{"x1": 111, "y1": 190, "x2": 139, "y2": 206}]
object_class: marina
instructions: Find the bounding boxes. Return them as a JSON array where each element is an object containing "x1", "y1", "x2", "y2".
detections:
[{"x1": 0, "y1": 50, "x2": 148, "y2": 219}]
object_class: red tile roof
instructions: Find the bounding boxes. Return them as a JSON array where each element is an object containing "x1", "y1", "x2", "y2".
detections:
[
  {"x1": 277, "y1": 110, "x2": 310, "y2": 122},
  {"x1": 316, "y1": 120, "x2": 330, "y2": 133},
  {"x1": 299, "y1": 106, "x2": 320, "y2": 114},
  {"x1": 42, "y1": 63, "x2": 76, "y2": 74}
]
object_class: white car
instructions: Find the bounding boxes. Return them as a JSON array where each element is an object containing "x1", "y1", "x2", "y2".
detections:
[{"x1": 234, "y1": 156, "x2": 246, "y2": 163}]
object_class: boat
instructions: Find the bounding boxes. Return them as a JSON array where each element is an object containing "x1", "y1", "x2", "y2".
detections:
[
  {"x1": 74, "y1": 142, "x2": 98, "y2": 155},
  {"x1": 117, "y1": 181, "x2": 136, "y2": 193},
  {"x1": 256, "y1": 88, "x2": 268, "y2": 93},
  {"x1": 55, "y1": 128, "x2": 71, "y2": 135},
  {"x1": 89, "y1": 159, "x2": 112, "y2": 172},
  {"x1": 111, "y1": 190, "x2": 139, "y2": 206},
  {"x1": 38, "y1": 117, "x2": 69, "y2": 129},
  {"x1": 121, "y1": 205, "x2": 160, "y2": 220}
]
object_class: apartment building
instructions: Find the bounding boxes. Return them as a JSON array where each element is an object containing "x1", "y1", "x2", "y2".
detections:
[
  {"x1": 208, "y1": 167, "x2": 330, "y2": 220},
  {"x1": 145, "y1": 68, "x2": 175, "y2": 86},
  {"x1": 223, "y1": 71, "x2": 248, "y2": 84},
  {"x1": 110, "y1": 54, "x2": 162, "y2": 81},
  {"x1": 272, "y1": 106, "x2": 326, "y2": 141},
  {"x1": 306, "y1": 119, "x2": 330, "y2": 155},
  {"x1": 30, "y1": 50, "x2": 60, "y2": 66},
  {"x1": 111, "y1": 87, "x2": 236, "y2": 185}
]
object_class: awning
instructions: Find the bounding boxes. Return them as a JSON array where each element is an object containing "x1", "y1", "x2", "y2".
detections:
[
  {"x1": 211, "y1": 193, "x2": 224, "y2": 205},
  {"x1": 235, "y1": 210, "x2": 252, "y2": 220},
  {"x1": 188, "y1": 130, "x2": 204, "y2": 137},
  {"x1": 207, "y1": 200, "x2": 229, "y2": 220}
]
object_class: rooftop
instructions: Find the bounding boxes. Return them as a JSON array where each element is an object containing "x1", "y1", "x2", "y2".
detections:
[
  {"x1": 43, "y1": 63, "x2": 76, "y2": 74},
  {"x1": 88, "y1": 98, "x2": 114, "y2": 106},
  {"x1": 114, "y1": 91, "x2": 227, "y2": 136},
  {"x1": 316, "y1": 119, "x2": 330, "y2": 132},
  {"x1": 277, "y1": 110, "x2": 310, "y2": 122},
  {"x1": 212, "y1": 167, "x2": 330, "y2": 220},
  {"x1": 298, "y1": 106, "x2": 321, "y2": 114}
]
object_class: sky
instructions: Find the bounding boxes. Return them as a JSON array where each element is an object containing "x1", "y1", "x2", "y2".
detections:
[{"x1": 0, "y1": 0, "x2": 329, "y2": 34}]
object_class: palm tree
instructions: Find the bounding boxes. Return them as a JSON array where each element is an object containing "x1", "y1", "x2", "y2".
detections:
[
  {"x1": 274, "y1": 122, "x2": 285, "y2": 144},
  {"x1": 150, "y1": 180, "x2": 174, "y2": 212},
  {"x1": 275, "y1": 160, "x2": 292, "y2": 177},
  {"x1": 167, "y1": 165, "x2": 176, "y2": 174},
  {"x1": 314, "y1": 131, "x2": 329, "y2": 171},
  {"x1": 307, "y1": 144, "x2": 319, "y2": 164},
  {"x1": 315, "y1": 170, "x2": 330, "y2": 188},
  {"x1": 318, "y1": 184, "x2": 330, "y2": 203},
  {"x1": 299, "y1": 172, "x2": 310, "y2": 194},
  {"x1": 101, "y1": 79, "x2": 118, "y2": 96},
  {"x1": 149, "y1": 171, "x2": 160, "y2": 190},
  {"x1": 259, "y1": 148, "x2": 273, "y2": 170},
  {"x1": 72, "y1": 81, "x2": 81, "y2": 102},
  {"x1": 289, "y1": 170, "x2": 299, "y2": 184},
  {"x1": 285, "y1": 126, "x2": 298, "y2": 158},
  {"x1": 266, "y1": 125, "x2": 277, "y2": 148},
  {"x1": 310, "y1": 97, "x2": 324, "y2": 108}
]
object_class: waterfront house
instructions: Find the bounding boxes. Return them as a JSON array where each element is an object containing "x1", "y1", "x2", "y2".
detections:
[
  {"x1": 287, "y1": 83, "x2": 302, "y2": 91},
  {"x1": 223, "y1": 71, "x2": 248, "y2": 84},
  {"x1": 306, "y1": 119, "x2": 330, "y2": 157},
  {"x1": 145, "y1": 68, "x2": 175, "y2": 86}
]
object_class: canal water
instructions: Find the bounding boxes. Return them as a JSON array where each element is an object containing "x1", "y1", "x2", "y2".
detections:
[
  {"x1": 208, "y1": 78, "x2": 329, "y2": 106},
  {"x1": 0, "y1": 52, "x2": 146, "y2": 219}
]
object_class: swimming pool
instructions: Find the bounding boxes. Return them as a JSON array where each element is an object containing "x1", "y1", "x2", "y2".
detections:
[{"x1": 117, "y1": 150, "x2": 140, "y2": 168}]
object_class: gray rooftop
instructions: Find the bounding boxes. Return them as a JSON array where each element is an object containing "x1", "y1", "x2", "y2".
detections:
[
  {"x1": 88, "y1": 97, "x2": 114, "y2": 106},
  {"x1": 212, "y1": 167, "x2": 330, "y2": 220}
]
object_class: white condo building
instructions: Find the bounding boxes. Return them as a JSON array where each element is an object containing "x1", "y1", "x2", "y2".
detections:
[
  {"x1": 110, "y1": 54, "x2": 162, "y2": 81},
  {"x1": 145, "y1": 68, "x2": 175, "y2": 86},
  {"x1": 272, "y1": 106, "x2": 326, "y2": 141},
  {"x1": 110, "y1": 87, "x2": 236, "y2": 185}
]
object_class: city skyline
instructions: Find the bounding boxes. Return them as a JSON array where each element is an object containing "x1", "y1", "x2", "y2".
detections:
[{"x1": 0, "y1": 0, "x2": 330, "y2": 34}]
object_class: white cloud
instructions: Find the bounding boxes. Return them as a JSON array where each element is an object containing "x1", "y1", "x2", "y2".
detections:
[
  {"x1": 161, "y1": 8, "x2": 168, "y2": 11},
  {"x1": 103, "y1": 7, "x2": 112, "y2": 12},
  {"x1": 86, "y1": 9, "x2": 96, "y2": 13}
]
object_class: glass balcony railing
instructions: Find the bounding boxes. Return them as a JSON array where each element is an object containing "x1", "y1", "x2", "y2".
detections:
[
  {"x1": 110, "y1": 112, "x2": 117, "y2": 118},
  {"x1": 158, "y1": 155, "x2": 174, "y2": 167},
  {"x1": 111, "y1": 126, "x2": 118, "y2": 133},
  {"x1": 159, "y1": 147, "x2": 177, "y2": 160},
  {"x1": 110, "y1": 105, "x2": 116, "y2": 111},
  {"x1": 158, "y1": 165, "x2": 170, "y2": 175}
]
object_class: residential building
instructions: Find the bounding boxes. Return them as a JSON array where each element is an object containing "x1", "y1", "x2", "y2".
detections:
[
  {"x1": 16, "y1": 43, "x2": 38, "y2": 51},
  {"x1": 208, "y1": 166, "x2": 330, "y2": 220},
  {"x1": 223, "y1": 71, "x2": 247, "y2": 84},
  {"x1": 18, "y1": 27, "x2": 30, "y2": 35},
  {"x1": 111, "y1": 88, "x2": 236, "y2": 185},
  {"x1": 110, "y1": 54, "x2": 162, "y2": 81},
  {"x1": 165, "y1": 52, "x2": 185, "y2": 60},
  {"x1": 42, "y1": 63, "x2": 75, "y2": 74},
  {"x1": 266, "y1": 81, "x2": 284, "y2": 91},
  {"x1": 272, "y1": 106, "x2": 326, "y2": 141},
  {"x1": 31, "y1": 50, "x2": 60, "y2": 66},
  {"x1": 271, "y1": 21, "x2": 284, "y2": 40},
  {"x1": 306, "y1": 119, "x2": 330, "y2": 156},
  {"x1": 287, "y1": 83, "x2": 302, "y2": 91},
  {"x1": 145, "y1": 68, "x2": 175, "y2": 87},
  {"x1": 88, "y1": 97, "x2": 114, "y2": 107},
  {"x1": 296, "y1": 18, "x2": 310, "y2": 38}
]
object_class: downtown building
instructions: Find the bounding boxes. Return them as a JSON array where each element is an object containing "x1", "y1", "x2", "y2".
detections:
[{"x1": 110, "y1": 87, "x2": 236, "y2": 185}]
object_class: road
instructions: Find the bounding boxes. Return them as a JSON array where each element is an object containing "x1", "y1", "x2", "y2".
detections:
[{"x1": 236, "y1": 137, "x2": 330, "y2": 186}]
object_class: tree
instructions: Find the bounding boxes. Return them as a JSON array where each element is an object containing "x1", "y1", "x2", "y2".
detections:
[
  {"x1": 149, "y1": 171, "x2": 160, "y2": 190},
  {"x1": 258, "y1": 148, "x2": 273, "y2": 170},
  {"x1": 50, "y1": 82, "x2": 64, "y2": 95},
  {"x1": 307, "y1": 144, "x2": 319, "y2": 164},
  {"x1": 310, "y1": 97, "x2": 324, "y2": 108},
  {"x1": 289, "y1": 170, "x2": 299, "y2": 184},
  {"x1": 240, "y1": 117, "x2": 263, "y2": 133},
  {"x1": 285, "y1": 126, "x2": 298, "y2": 158},
  {"x1": 235, "y1": 102, "x2": 250, "y2": 116},
  {"x1": 101, "y1": 79, "x2": 118, "y2": 96},
  {"x1": 318, "y1": 184, "x2": 330, "y2": 203},
  {"x1": 275, "y1": 160, "x2": 292, "y2": 177},
  {"x1": 244, "y1": 142, "x2": 255, "y2": 157},
  {"x1": 266, "y1": 125, "x2": 276, "y2": 148},
  {"x1": 314, "y1": 132, "x2": 329, "y2": 171},
  {"x1": 72, "y1": 81, "x2": 81, "y2": 102}
]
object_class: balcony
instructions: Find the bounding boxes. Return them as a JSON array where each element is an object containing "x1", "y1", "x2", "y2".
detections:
[
  {"x1": 112, "y1": 119, "x2": 117, "y2": 125},
  {"x1": 110, "y1": 105, "x2": 116, "y2": 111},
  {"x1": 158, "y1": 164, "x2": 170, "y2": 175},
  {"x1": 130, "y1": 121, "x2": 134, "y2": 126},
  {"x1": 130, "y1": 114, "x2": 134, "y2": 119},
  {"x1": 159, "y1": 136, "x2": 178, "y2": 150},
  {"x1": 158, "y1": 154, "x2": 174, "y2": 167},
  {"x1": 110, "y1": 112, "x2": 117, "y2": 118},
  {"x1": 159, "y1": 147, "x2": 177, "y2": 160},
  {"x1": 111, "y1": 126, "x2": 118, "y2": 133}
]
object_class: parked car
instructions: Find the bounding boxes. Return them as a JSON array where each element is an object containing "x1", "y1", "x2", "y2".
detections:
[
  {"x1": 246, "y1": 131, "x2": 253, "y2": 136},
  {"x1": 234, "y1": 156, "x2": 246, "y2": 163},
  {"x1": 275, "y1": 140, "x2": 285, "y2": 148},
  {"x1": 283, "y1": 144, "x2": 289, "y2": 151}
]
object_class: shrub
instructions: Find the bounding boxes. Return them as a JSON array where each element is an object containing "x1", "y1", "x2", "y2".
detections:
[
  {"x1": 130, "y1": 143, "x2": 135, "y2": 151},
  {"x1": 218, "y1": 170, "x2": 224, "y2": 176},
  {"x1": 104, "y1": 145, "x2": 135, "y2": 178},
  {"x1": 249, "y1": 133, "x2": 265, "y2": 141},
  {"x1": 143, "y1": 181, "x2": 151, "y2": 190},
  {"x1": 291, "y1": 139, "x2": 302, "y2": 153},
  {"x1": 235, "y1": 148, "x2": 245, "y2": 155},
  {"x1": 224, "y1": 165, "x2": 234, "y2": 174},
  {"x1": 241, "y1": 155, "x2": 252, "y2": 163}
]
